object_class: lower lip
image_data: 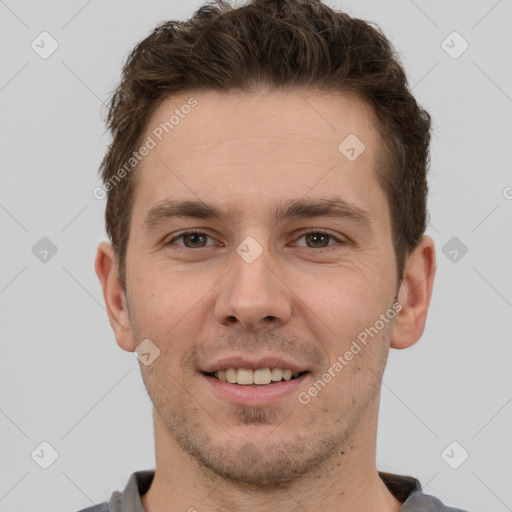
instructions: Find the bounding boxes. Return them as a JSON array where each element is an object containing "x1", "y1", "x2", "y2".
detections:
[{"x1": 202, "y1": 373, "x2": 309, "y2": 407}]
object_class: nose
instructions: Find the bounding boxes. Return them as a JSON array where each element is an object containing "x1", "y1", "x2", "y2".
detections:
[{"x1": 214, "y1": 239, "x2": 292, "y2": 331}]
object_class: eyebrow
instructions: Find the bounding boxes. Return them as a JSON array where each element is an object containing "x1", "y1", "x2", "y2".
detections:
[{"x1": 143, "y1": 196, "x2": 373, "y2": 232}]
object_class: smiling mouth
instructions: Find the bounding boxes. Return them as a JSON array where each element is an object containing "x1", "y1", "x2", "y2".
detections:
[{"x1": 204, "y1": 367, "x2": 309, "y2": 386}]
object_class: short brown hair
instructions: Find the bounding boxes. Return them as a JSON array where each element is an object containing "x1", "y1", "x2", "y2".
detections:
[{"x1": 99, "y1": 0, "x2": 432, "y2": 289}]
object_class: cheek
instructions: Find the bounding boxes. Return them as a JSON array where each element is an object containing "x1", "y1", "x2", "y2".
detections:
[
  {"x1": 128, "y1": 259, "x2": 218, "y2": 354},
  {"x1": 296, "y1": 262, "x2": 394, "y2": 373},
  {"x1": 304, "y1": 259, "x2": 386, "y2": 321}
]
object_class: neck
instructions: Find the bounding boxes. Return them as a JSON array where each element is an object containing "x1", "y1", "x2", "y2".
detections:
[{"x1": 141, "y1": 407, "x2": 402, "y2": 512}]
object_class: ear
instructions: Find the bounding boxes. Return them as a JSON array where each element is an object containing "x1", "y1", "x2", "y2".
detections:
[
  {"x1": 390, "y1": 235, "x2": 436, "y2": 349},
  {"x1": 95, "y1": 241, "x2": 135, "y2": 352}
]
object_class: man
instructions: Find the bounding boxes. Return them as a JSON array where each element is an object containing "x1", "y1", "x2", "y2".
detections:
[{"x1": 83, "y1": 0, "x2": 468, "y2": 510}]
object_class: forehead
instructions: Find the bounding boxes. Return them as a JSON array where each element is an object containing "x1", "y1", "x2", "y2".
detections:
[
  {"x1": 144, "y1": 89, "x2": 378, "y2": 157},
  {"x1": 130, "y1": 89, "x2": 388, "y2": 231}
]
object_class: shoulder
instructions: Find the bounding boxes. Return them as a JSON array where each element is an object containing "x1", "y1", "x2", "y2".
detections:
[
  {"x1": 71, "y1": 470, "x2": 154, "y2": 512},
  {"x1": 402, "y1": 487, "x2": 469, "y2": 511},
  {"x1": 379, "y1": 471, "x2": 468, "y2": 512}
]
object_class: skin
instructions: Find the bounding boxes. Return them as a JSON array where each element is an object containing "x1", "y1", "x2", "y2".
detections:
[{"x1": 95, "y1": 89, "x2": 436, "y2": 512}]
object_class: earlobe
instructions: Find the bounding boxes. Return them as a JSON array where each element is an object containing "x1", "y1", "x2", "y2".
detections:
[
  {"x1": 390, "y1": 235, "x2": 436, "y2": 350},
  {"x1": 94, "y1": 241, "x2": 135, "y2": 352}
]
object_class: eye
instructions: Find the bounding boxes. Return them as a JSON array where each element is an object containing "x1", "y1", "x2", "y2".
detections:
[
  {"x1": 293, "y1": 230, "x2": 345, "y2": 250},
  {"x1": 165, "y1": 229, "x2": 345, "y2": 250},
  {"x1": 166, "y1": 231, "x2": 217, "y2": 249}
]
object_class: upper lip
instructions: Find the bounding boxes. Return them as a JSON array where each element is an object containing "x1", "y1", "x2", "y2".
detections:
[{"x1": 200, "y1": 355, "x2": 310, "y2": 374}]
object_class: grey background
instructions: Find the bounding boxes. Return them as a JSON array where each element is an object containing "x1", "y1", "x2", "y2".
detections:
[{"x1": 0, "y1": 0, "x2": 511, "y2": 510}]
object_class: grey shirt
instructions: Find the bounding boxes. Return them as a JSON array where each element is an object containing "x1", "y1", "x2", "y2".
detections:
[{"x1": 76, "y1": 470, "x2": 468, "y2": 511}]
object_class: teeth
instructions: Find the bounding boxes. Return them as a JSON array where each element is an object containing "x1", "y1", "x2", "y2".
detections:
[
  {"x1": 214, "y1": 367, "x2": 303, "y2": 385},
  {"x1": 254, "y1": 368, "x2": 272, "y2": 385},
  {"x1": 271, "y1": 368, "x2": 283, "y2": 381},
  {"x1": 236, "y1": 368, "x2": 253, "y2": 385},
  {"x1": 225, "y1": 367, "x2": 237, "y2": 383}
]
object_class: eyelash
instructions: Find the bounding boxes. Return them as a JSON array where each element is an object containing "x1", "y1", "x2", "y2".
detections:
[{"x1": 165, "y1": 229, "x2": 345, "y2": 251}]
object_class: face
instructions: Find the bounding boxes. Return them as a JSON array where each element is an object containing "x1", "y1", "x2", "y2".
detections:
[{"x1": 123, "y1": 90, "x2": 400, "y2": 486}]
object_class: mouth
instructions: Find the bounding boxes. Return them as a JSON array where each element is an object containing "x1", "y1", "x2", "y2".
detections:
[
  {"x1": 202, "y1": 368, "x2": 310, "y2": 407},
  {"x1": 199, "y1": 356, "x2": 312, "y2": 406},
  {"x1": 203, "y1": 367, "x2": 309, "y2": 386}
]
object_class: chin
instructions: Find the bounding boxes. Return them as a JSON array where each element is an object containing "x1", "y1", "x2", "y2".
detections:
[
  {"x1": 171, "y1": 418, "x2": 341, "y2": 489},
  {"x1": 194, "y1": 439, "x2": 328, "y2": 488}
]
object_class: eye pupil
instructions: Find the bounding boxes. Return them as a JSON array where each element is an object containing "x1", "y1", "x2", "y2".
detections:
[
  {"x1": 185, "y1": 233, "x2": 206, "y2": 248},
  {"x1": 306, "y1": 233, "x2": 330, "y2": 248}
]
